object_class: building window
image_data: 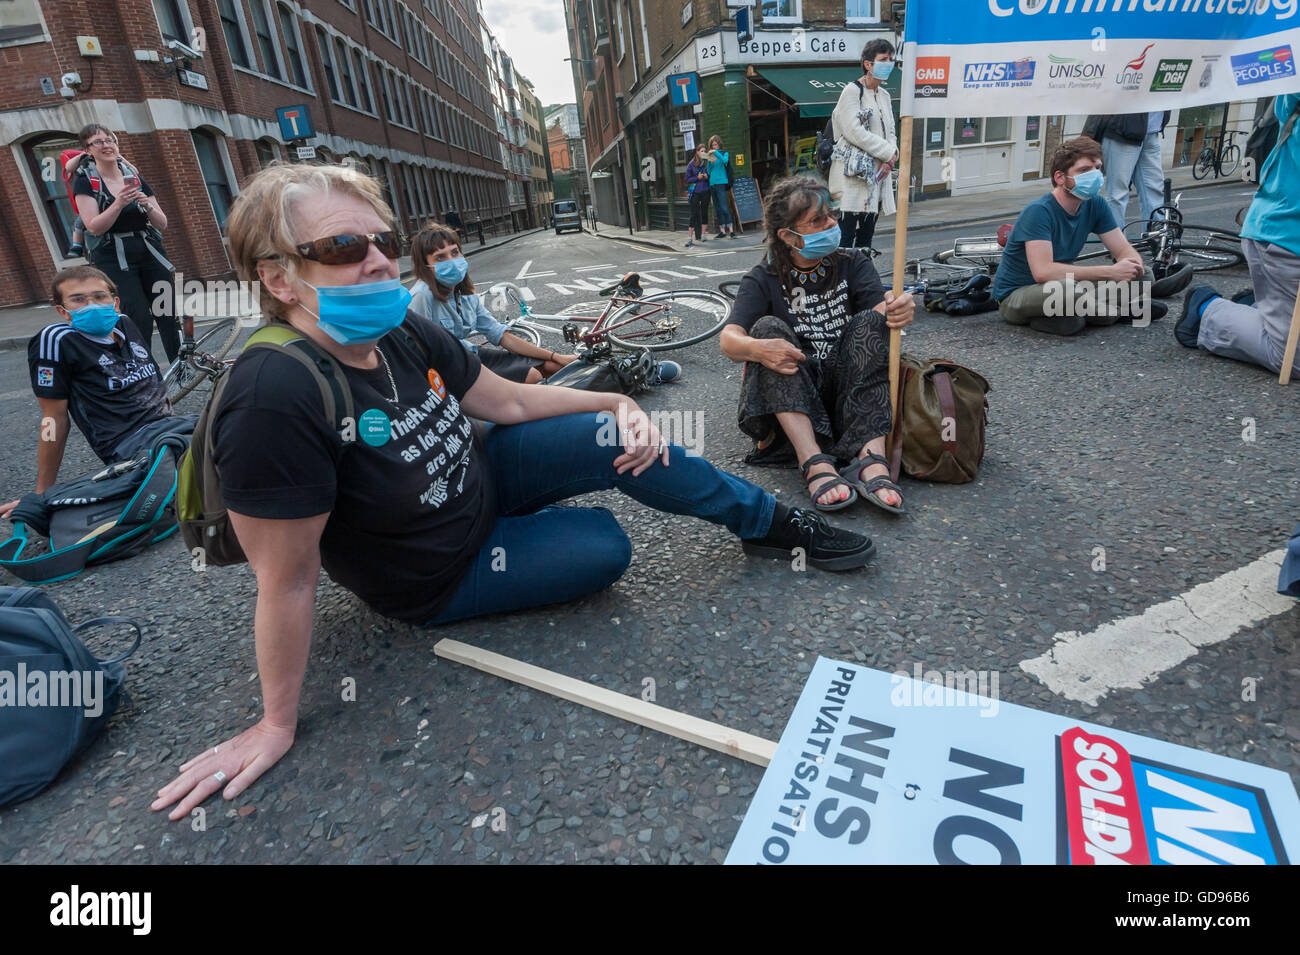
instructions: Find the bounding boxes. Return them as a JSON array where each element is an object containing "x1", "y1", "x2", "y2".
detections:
[
  {"x1": 1, "y1": 0, "x2": 47, "y2": 47},
  {"x1": 278, "y1": 5, "x2": 308, "y2": 87},
  {"x1": 248, "y1": 0, "x2": 283, "y2": 80},
  {"x1": 153, "y1": 0, "x2": 188, "y2": 42},
  {"x1": 760, "y1": 0, "x2": 800, "y2": 20},
  {"x1": 845, "y1": 0, "x2": 879, "y2": 21},
  {"x1": 255, "y1": 139, "x2": 279, "y2": 167},
  {"x1": 335, "y1": 38, "x2": 357, "y2": 105},
  {"x1": 218, "y1": 0, "x2": 252, "y2": 68},
  {"x1": 353, "y1": 49, "x2": 374, "y2": 111},
  {"x1": 191, "y1": 130, "x2": 236, "y2": 230},
  {"x1": 315, "y1": 27, "x2": 340, "y2": 100},
  {"x1": 378, "y1": 66, "x2": 394, "y2": 121},
  {"x1": 23, "y1": 134, "x2": 79, "y2": 257}
]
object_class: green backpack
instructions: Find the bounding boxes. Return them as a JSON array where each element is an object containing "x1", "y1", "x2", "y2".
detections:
[{"x1": 176, "y1": 324, "x2": 355, "y2": 566}]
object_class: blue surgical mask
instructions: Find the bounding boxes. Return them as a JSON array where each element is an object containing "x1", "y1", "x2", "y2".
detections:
[
  {"x1": 302, "y1": 277, "x2": 413, "y2": 345},
  {"x1": 872, "y1": 61, "x2": 895, "y2": 82},
  {"x1": 793, "y1": 223, "x2": 842, "y2": 259},
  {"x1": 67, "y1": 303, "x2": 120, "y2": 337},
  {"x1": 434, "y1": 256, "x2": 469, "y2": 287},
  {"x1": 1068, "y1": 168, "x2": 1104, "y2": 200}
]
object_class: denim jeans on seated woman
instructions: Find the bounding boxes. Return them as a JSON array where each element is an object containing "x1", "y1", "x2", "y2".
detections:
[{"x1": 428, "y1": 412, "x2": 776, "y2": 624}]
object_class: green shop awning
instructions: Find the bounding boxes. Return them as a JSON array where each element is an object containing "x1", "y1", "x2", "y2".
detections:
[{"x1": 758, "y1": 67, "x2": 864, "y2": 118}]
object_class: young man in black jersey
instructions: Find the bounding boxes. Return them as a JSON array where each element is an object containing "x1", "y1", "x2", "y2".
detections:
[{"x1": 0, "y1": 266, "x2": 182, "y2": 518}]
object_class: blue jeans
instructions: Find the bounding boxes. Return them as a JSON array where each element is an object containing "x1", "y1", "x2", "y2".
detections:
[
  {"x1": 711, "y1": 185, "x2": 733, "y2": 229},
  {"x1": 429, "y1": 412, "x2": 776, "y2": 624},
  {"x1": 1101, "y1": 132, "x2": 1163, "y2": 226}
]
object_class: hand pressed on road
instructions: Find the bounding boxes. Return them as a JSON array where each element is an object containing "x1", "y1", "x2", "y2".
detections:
[{"x1": 151, "y1": 719, "x2": 295, "y2": 821}]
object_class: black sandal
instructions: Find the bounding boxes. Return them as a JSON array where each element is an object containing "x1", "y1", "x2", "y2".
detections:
[
  {"x1": 840, "y1": 451, "x2": 905, "y2": 515},
  {"x1": 800, "y1": 453, "x2": 858, "y2": 512}
]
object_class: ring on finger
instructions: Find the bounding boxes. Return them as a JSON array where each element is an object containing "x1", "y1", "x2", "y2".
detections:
[
  {"x1": 212, "y1": 746, "x2": 219, "y2": 756},
  {"x1": 213, "y1": 770, "x2": 227, "y2": 783}
]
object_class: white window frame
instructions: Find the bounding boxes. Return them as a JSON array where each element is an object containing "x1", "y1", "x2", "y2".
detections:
[
  {"x1": 190, "y1": 127, "x2": 241, "y2": 234},
  {"x1": 216, "y1": 0, "x2": 255, "y2": 70},
  {"x1": 614, "y1": 0, "x2": 625, "y2": 64},
  {"x1": 352, "y1": 47, "x2": 375, "y2": 113},
  {"x1": 151, "y1": 0, "x2": 199, "y2": 53},
  {"x1": 248, "y1": 0, "x2": 288, "y2": 80},
  {"x1": 761, "y1": 0, "x2": 802, "y2": 25},
  {"x1": 637, "y1": 0, "x2": 651, "y2": 67},
  {"x1": 334, "y1": 36, "x2": 359, "y2": 107},
  {"x1": 845, "y1": 0, "x2": 880, "y2": 24},
  {"x1": 277, "y1": 3, "x2": 313, "y2": 90}
]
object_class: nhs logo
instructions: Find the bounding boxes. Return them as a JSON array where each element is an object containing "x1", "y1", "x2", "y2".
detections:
[{"x1": 962, "y1": 59, "x2": 1036, "y2": 88}]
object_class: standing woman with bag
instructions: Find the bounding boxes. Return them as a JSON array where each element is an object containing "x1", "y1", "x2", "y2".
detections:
[
  {"x1": 71, "y1": 124, "x2": 180, "y2": 364},
  {"x1": 829, "y1": 39, "x2": 899, "y2": 252},
  {"x1": 684, "y1": 144, "x2": 712, "y2": 248},
  {"x1": 704, "y1": 136, "x2": 736, "y2": 239}
]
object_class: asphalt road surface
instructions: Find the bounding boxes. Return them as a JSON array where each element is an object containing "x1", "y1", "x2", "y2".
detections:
[{"x1": 1, "y1": 179, "x2": 1295, "y2": 864}]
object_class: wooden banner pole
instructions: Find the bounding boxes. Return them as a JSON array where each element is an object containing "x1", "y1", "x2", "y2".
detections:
[
  {"x1": 889, "y1": 114, "x2": 915, "y2": 419},
  {"x1": 1280, "y1": 279, "x2": 1300, "y2": 385},
  {"x1": 434, "y1": 639, "x2": 779, "y2": 766}
]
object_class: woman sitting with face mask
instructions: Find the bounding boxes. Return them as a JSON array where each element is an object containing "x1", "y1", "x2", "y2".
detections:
[
  {"x1": 719, "y1": 176, "x2": 915, "y2": 514},
  {"x1": 409, "y1": 224, "x2": 578, "y2": 383},
  {"x1": 150, "y1": 162, "x2": 878, "y2": 821}
]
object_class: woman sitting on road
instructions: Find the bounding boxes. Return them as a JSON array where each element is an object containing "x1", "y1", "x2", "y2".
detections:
[
  {"x1": 409, "y1": 224, "x2": 579, "y2": 383},
  {"x1": 719, "y1": 176, "x2": 914, "y2": 514},
  {"x1": 151, "y1": 162, "x2": 876, "y2": 820}
]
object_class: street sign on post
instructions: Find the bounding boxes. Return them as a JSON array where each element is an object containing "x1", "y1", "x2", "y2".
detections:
[
  {"x1": 666, "y1": 72, "x2": 700, "y2": 107},
  {"x1": 295, "y1": 145, "x2": 317, "y2": 160},
  {"x1": 276, "y1": 104, "x2": 315, "y2": 142},
  {"x1": 736, "y1": 6, "x2": 752, "y2": 43},
  {"x1": 678, "y1": 119, "x2": 696, "y2": 133}
]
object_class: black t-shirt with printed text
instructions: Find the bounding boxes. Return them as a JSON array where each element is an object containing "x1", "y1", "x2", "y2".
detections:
[
  {"x1": 27, "y1": 318, "x2": 170, "y2": 462},
  {"x1": 212, "y1": 319, "x2": 494, "y2": 623},
  {"x1": 726, "y1": 249, "x2": 887, "y2": 359}
]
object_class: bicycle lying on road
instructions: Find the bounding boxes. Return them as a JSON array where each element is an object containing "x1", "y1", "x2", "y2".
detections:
[
  {"x1": 485, "y1": 273, "x2": 731, "y2": 353},
  {"x1": 159, "y1": 313, "x2": 245, "y2": 405}
]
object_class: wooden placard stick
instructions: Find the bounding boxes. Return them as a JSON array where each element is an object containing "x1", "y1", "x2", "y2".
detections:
[
  {"x1": 434, "y1": 639, "x2": 778, "y2": 767},
  {"x1": 1280, "y1": 279, "x2": 1300, "y2": 385},
  {"x1": 889, "y1": 113, "x2": 915, "y2": 419}
]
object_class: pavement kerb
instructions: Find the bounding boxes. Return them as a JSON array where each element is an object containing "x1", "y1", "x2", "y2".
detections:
[
  {"x1": 0, "y1": 227, "x2": 546, "y2": 351},
  {"x1": 585, "y1": 176, "x2": 1231, "y2": 251}
]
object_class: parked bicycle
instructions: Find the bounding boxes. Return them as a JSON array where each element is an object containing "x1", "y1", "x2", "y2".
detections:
[
  {"x1": 1192, "y1": 129, "x2": 1243, "y2": 180},
  {"x1": 159, "y1": 312, "x2": 244, "y2": 404},
  {"x1": 485, "y1": 273, "x2": 731, "y2": 353}
]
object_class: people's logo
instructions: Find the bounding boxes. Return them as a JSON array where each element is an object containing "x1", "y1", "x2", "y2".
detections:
[
  {"x1": 1047, "y1": 54, "x2": 1105, "y2": 89},
  {"x1": 1231, "y1": 45, "x2": 1295, "y2": 86},
  {"x1": 961, "y1": 57, "x2": 1035, "y2": 89},
  {"x1": 915, "y1": 56, "x2": 949, "y2": 98},
  {"x1": 97, "y1": 353, "x2": 113, "y2": 366},
  {"x1": 1114, "y1": 42, "x2": 1154, "y2": 90},
  {"x1": 1150, "y1": 58, "x2": 1191, "y2": 92},
  {"x1": 130, "y1": 342, "x2": 149, "y2": 360}
]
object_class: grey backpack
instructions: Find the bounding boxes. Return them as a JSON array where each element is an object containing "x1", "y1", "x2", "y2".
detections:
[{"x1": 0, "y1": 586, "x2": 141, "y2": 808}]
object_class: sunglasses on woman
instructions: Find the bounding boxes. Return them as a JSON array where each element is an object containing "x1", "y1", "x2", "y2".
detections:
[{"x1": 295, "y1": 232, "x2": 403, "y2": 264}]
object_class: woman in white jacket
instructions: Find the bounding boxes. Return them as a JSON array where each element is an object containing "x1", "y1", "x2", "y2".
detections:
[{"x1": 828, "y1": 39, "x2": 898, "y2": 252}]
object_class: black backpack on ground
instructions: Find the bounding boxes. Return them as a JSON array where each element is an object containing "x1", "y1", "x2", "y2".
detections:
[{"x1": 0, "y1": 586, "x2": 142, "y2": 808}]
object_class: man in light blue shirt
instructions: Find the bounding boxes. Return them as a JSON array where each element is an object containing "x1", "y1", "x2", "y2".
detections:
[{"x1": 1177, "y1": 94, "x2": 1300, "y2": 377}]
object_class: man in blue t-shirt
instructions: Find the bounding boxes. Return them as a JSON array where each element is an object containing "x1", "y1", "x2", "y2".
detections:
[
  {"x1": 1177, "y1": 94, "x2": 1299, "y2": 378},
  {"x1": 993, "y1": 136, "x2": 1165, "y2": 335}
]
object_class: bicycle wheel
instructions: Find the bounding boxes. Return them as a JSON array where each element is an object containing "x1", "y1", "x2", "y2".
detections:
[
  {"x1": 604, "y1": 289, "x2": 732, "y2": 352},
  {"x1": 1219, "y1": 145, "x2": 1241, "y2": 179},
  {"x1": 1192, "y1": 149, "x2": 1214, "y2": 180},
  {"x1": 162, "y1": 317, "x2": 240, "y2": 403},
  {"x1": 718, "y1": 279, "x2": 741, "y2": 301},
  {"x1": 508, "y1": 321, "x2": 542, "y2": 346},
  {"x1": 1173, "y1": 239, "x2": 1244, "y2": 272}
]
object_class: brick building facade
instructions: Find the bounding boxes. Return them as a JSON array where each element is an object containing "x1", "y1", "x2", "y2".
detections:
[{"x1": 1, "y1": 0, "x2": 516, "y2": 312}]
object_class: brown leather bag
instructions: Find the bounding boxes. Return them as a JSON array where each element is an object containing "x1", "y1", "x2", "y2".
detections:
[{"x1": 888, "y1": 355, "x2": 991, "y2": 484}]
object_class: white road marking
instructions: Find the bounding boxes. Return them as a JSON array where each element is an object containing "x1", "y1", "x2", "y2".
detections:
[
  {"x1": 574, "y1": 264, "x2": 614, "y2": 272},
  {"x1": 1020, "y1": 550, "x2": 1295, "y2": 705},
  {"x1": 514, "y1": 260, "x2": 532, "y2": 280},
  {"x1": 632, "y1": 256, "x2": 676, "y2": 264}
]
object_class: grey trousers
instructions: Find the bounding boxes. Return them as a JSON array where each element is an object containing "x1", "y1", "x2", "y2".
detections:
[
  {"x1": 1198, "y1": 238, "x2": 1300, "y2": 376},
  {"x1": 999, "y1": 269, "x2": 1155, "y2": 335}
]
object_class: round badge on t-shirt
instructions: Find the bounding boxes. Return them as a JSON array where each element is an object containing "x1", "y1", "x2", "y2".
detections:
[{"x1": 358, "y1": 407, "x2": 391, "y2": 447}]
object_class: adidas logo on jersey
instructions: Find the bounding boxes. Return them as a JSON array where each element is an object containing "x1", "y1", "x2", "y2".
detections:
[{"x1": 97, "y1": 354, "x2": 113, "y2": 366}]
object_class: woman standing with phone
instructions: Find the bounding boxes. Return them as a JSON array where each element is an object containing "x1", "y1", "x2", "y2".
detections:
[
  {"x1": 71, "y1": 124, "x2": 180, "y2": 363},
  {"x1": 704, "y1": 136, "x2": 736, "y2": 239},
  {"x1": 829, "y1": 40, "x2": 899, "y2": 252}
]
